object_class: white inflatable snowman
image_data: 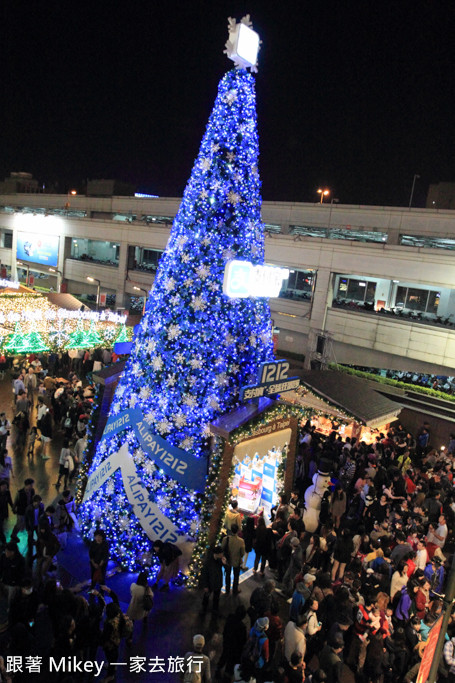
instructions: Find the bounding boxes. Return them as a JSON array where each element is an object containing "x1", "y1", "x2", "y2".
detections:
[{"x1": 302, "y1": 461, "x2": 332, "y2": 533}]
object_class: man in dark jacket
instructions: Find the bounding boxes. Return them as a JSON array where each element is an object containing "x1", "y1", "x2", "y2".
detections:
[
  {"x1": 0, "y1": 480, "x2": 14, "y2": 547},
  {"x1": 11, "y1": 478, "x2": 35, "y2": 543},
  {"x1": 200, "y1": 545, "x2": 224, "y2": 613},
  {"x1": 0, "y1": 541, "x2": 26, "y2": 594},
  {"x1": 25, "y1": 495, "x2": 44, "y2": 557},
  {"x1": 9, "y1": 577, "x2": 39, "y2": 629},
  {"x1": 217, "y1": 605, "x2": 247, "y2": 677},
  {"x1": 319, "y1": 635, "x2": 344, "y2": 683},
  {"x1": 249, "y1": 579, "x2": 278, "y2": 627}
]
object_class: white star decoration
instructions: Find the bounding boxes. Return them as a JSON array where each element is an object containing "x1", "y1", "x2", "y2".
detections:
[
  {"x1": 174, "y1": 413, "x2": 187, "y2": 428},
  {"x1": 183, "y1": 394, "x2": 198, "y2": 408},
  {"x1": 196, "y1": 265, "x2": 210, "y2": 280},
  {"x1": 224, "y1": 89, "x2": 238, "y2": 105},
  {"x1": 191, "y1": 296, "x2": 206, "y2": 311},
  {"x1": 228, "y1": 191, "x2": 241, "y2": 205},
  {"x1": 152, "y1": 355, "x2": 164, "y2": 371},
  {"x1": 179, "y1": 436, "x2": 194, "y2": 450},
  {"x1": 167, "y1": 324, "x2": 182, "y2": 340}
]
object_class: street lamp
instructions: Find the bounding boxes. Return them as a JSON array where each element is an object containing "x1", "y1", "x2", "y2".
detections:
[
  {"x1": 87, "y1": 276, "x2": 101, "y2": 310},
  {"x1": 408, "y1": 173, "x2": 420, "y2": 208},
  {"x1": 49, "y1": 267, "x2": 63, "y2": 293},
  {"x1": 17, "y1": 261, "x2": 30, "y2": 286},
  {"x1": 133, "y1": 286, "x2": 148, "y2": 314},
  {"x1": 317, "y1": 188, "x2": 330, "y2": 204}
]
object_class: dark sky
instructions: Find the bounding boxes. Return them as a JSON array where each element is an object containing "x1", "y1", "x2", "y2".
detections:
[{"x1": 1, "y1": 0, "x2": 454, "y2": 206}]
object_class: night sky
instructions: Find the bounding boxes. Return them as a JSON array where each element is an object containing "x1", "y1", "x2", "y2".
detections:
[{"x1": 1, "y1": 1, "x2": 454, "y2": 207}]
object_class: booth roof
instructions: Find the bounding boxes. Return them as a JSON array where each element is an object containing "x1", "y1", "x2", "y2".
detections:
[{"x1": 295, "y1": 369, "x2": 402, "y2": 428}]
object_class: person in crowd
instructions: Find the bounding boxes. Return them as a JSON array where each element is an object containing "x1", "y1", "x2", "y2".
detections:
[
  {"x1": 183, "y1": 634, "x2": 211, "y2": 683},
  {"x1": 0, "y1": 414, "x2": 11, "y2": 453},
  {"x1": 200, "y1": 544, "x2": 224, "y2": 614},
  {"x1": 216, "y1": 604, "x2": 248, "y2": 678},
  {"x1": 0, "y1": 541, "x2": 26, "y2": 599},
  {"x1": 152, "y1": 539, "x2": 182, "y2": 591},
  {"x1": 89, "y1": 529, "x2": 110, "y2": 587},
  {"x1": 284, "y1": 612, "x2": 307, "y2": 663},
  {"x1": 25, "y1": 494, "x2": 44, "y2": 558},
  {"x1": 224, "y1": 499, "x2": 243, "y2": 534},
  {"x1": 253, "y1": 515, "x2": 273, "y2": 575},
  {"x1": 11, "y1": 478, "x2": 35, "y2": 544},
  {"x1": 56, "y1": 438, "x2": 74, "y2": 489},
  {"x1": 0, "y1": 479, "x2": 14, "y2": 547},
  {"x1": 0, "y1": 450, "x2": 13, "y2": 484},
  {"x1": 221, "y1": 523, "x2": 245, "y2": 596},
  {"x1": 126, "y1": 570, "x2": 153, "y2": 623}
]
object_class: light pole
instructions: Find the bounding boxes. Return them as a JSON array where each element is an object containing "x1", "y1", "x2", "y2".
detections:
[
  {"x1": 317, "y1": 188, "x2": 330, "y2": 204},
  {"x1": 87, "y1": 276, "x2": 101, "y2": 310},
  {"x1": 409, "y1": 173, "x2": 420, "y2": 208},
  {"x1": 327, "y1": 197, "x2": 339, "y2": 236},
  {"x1": 17, "y1": 261, "x2": 30, "y2": 287},
  {"x1": 49, "y1": 267, "x2": 63, "y2": 293},
  {"x1": 133, "y1": 286, "x2": 148, "y2": 314}
]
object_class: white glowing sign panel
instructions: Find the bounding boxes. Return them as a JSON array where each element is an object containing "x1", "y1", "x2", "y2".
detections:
[{"x1": 223, "y1": 260, "x2": 289, "y2": 299}]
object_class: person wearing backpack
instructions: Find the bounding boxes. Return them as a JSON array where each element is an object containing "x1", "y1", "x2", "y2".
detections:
[
  {"x1": 242, "y1": 617, "x2": 269, "y2": 682},
  {"x1": 221, "y1": 523, "x2": 245, "y2": 595},
  {"x1": 183, "y1": 634, "x2": 211, "y2": 683},
  {"x1": 127, "y1": 571, "x2": 154, "y2": 623}
]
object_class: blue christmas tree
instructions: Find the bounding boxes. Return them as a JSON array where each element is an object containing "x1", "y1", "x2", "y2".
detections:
[{"x1": 78, "y1": 65, "x2": 274, "y2": 570}]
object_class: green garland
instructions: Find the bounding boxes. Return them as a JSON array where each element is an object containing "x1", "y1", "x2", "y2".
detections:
[
  {"x1": 331, "y1": 363, "x2": 455, "y2": 405},
  {"x1": 187, "y1": 437, "x2": 227, "y2": 588}
]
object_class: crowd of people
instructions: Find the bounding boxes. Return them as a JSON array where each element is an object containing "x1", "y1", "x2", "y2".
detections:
[
  {"x1": 196, "y1": 422, "x2": 455, "y2": 683},
  {"x1": 0, "y1": 350, "x2": 151, "y2": 681},
  {"x1": 1, "y1": 346, "x2": 455, "y2": 682}
]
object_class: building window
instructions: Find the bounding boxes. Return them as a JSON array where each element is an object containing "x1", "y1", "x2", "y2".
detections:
[
  {"x1": 336, "y1": 277, "x2": 376, "y2": 303},
  {"x1": 291, "y1": 225, "x2": 387, "y2": 243},
  {"x1": 395, "y1": 286, "x2": 440, "y2": 313},
  {"x1": 278, "y1": 268, "x2": 315, "y2": 301},
  {"x1": 70, "y1": 238, "x2": 120, "y2": 267},
  {"x1": 129, "y1": 246, "x2": 163, "y2": 273},
  {"x1": 400, "y1": 235, "x2": 455, "y2": 250}
]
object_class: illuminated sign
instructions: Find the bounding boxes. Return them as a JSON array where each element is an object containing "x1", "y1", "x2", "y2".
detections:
[
  {"x1": 0, "y1": 309, "x2": 127, "y2": 325},
  {"x1": 223, "y1": 260, "x2": 289, "y2": 299},
  {"x1": 17, "y1": 232, "x2": 59, "y2": 267},
  {"x1": 240, "y1": 359, "x2": 300, "y2": 401},
  {"x1": 0, "y1": 278, "x2": 19, "y2": 289}
]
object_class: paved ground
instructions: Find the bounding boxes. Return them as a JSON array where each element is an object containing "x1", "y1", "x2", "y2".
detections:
[{"x1": 0, "y1": 370, "x2": 355, "y2": 682}]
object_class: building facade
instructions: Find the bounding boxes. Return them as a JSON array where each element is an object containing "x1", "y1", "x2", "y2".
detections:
[{"x1": 1, "y1": 192, "x2": 455, "y2": 375}]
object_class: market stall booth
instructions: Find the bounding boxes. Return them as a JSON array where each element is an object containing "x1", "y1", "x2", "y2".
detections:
[
  {"x1": 207, "y1": 397, "x2": 301, "y2": 544},
  {"x1": 289, "y1": 368, "x2": 403, "y2": 443}
]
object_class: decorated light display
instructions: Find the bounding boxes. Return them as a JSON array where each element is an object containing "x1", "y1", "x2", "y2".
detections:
[
  {"x1": 0, "y1": 292, "x2": 129, "y2": 353},
  {"x1": 78, "y1": 16, "x2": 275, "y2": 571},
  {"x1": 5, "y1": 322, "x2": 26, "y2": 354}
]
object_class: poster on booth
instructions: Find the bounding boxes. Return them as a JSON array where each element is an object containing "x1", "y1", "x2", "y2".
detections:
[{"x1": 231, "y1": 426, "x2": 292, "y2": 515}]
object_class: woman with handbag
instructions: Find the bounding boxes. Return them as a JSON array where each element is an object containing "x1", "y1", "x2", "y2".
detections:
[{"x1": 126, "y1": 571, "x2": 154, "y2": 624}]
